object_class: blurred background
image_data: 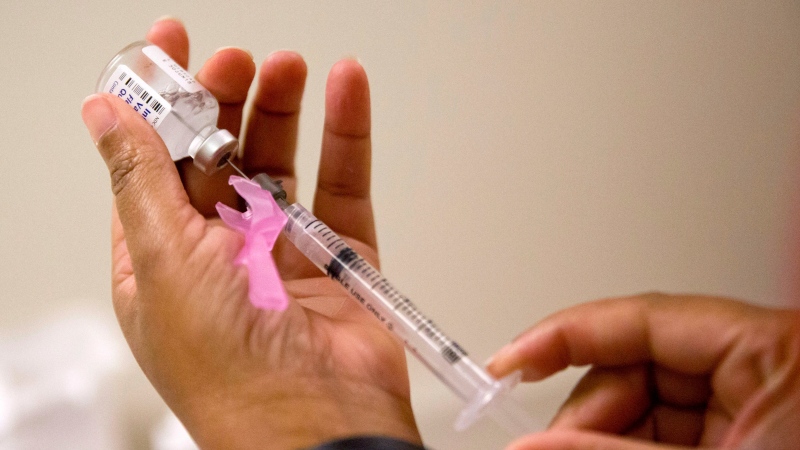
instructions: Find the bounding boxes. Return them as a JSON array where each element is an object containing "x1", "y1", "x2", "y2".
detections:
[{"x1": 1, "y1": 1, "x2": 798, "y2": 449}]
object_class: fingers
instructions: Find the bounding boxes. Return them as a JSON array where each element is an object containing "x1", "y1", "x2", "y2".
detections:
[
  {"x1": 506, "y1": 430, "x2": 684, "y2": 450},
  {"x1": 486, "y1": 294, "x2": 798, "y2": 440},
  {"x1": 312, "y1": 59, "x2": 377, "y2": 250},
  {"x1": 82, "y1": 93, "x2": 199, "y2": 269},
  {"x1": 182, "y1": 47, "x2": 256, "y2": 214},
  {"x1": 548, "y1": 366, "x2": 652, "y2": 434},
  {"x1": 547, "y1": 365, "x2": 705, "y2": 445},
  {"x1": 489, "y1": 296, "x2": 650, "y2": 381},
  {"x1": 487, "y1": 295, "x2": 763, "y2": 382},
  {"x1": 145, "y1": 17, "x2": 189, "y2": 68},
  {"x1": 242, "y1": 51, "x2": 307, "y2": 199},
  {"x1": 195, "y1": 48, "x2": 256, "y2": 135}
]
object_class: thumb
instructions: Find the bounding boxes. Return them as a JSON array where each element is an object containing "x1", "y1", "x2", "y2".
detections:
[
  {"x1": 507, "y1": 430, "x2": 686, "y2": 450},
  {"x1": 81, "y1": 93, "x2": 198, "y2": 266}
]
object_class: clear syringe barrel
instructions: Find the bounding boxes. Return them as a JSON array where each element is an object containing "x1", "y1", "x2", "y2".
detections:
[{"x1": 281, "y1": 203, "x2": 533, "y2": 433}]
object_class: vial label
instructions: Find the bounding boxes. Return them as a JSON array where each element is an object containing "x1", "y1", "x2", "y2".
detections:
[
  {"x1": 102, "y1": 65, "x2": 172, "y2": 129},
  {"x1": 142, "y1": 45, "x2": 203, "y2": 93}
]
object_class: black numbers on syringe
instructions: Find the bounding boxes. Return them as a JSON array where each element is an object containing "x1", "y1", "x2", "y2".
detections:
[
  {"x1": 328, "y1": 247, "x2": 467, "y2": 364},
  {"x1": 326, "y1": 247, "x2": 357, "y2": 281},
  {"x1": 288, "y1": 203, "x2": 471, "y2": 367}
]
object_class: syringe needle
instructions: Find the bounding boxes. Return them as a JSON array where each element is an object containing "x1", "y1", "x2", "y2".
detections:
[{"x1": 226, "y1": 159, "x2": 249, "y2": 179}]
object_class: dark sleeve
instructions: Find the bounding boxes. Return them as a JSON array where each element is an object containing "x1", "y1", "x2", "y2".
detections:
[{"x1": 309, "y1": 436, "x2": 428, "y2": 450}]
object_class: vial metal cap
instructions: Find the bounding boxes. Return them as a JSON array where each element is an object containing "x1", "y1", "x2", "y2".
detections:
[{"x1": 193, "y1": 129, "x2": 239, "y2": 174}]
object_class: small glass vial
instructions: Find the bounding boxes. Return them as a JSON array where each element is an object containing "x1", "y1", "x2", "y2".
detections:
[{"x1": 96, "y1": 41, "x2": 237, "y2": 175}]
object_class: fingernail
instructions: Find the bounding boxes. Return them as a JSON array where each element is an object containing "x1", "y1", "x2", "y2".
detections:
[
  {"x1": 81, "y1": 94, "x2": 117, "y2": 144},
  {"x1": 338, "y1": 54, "x2": 363, "y2": 66},
  {"x1": 485, "y1": 342, "x2": 515, "y2": 370},
  {"x1": 266, "y1": 49, "x2": 294, "y2": 60},
  {"x1": 215, "y1": 46, "x2": 254, "y2": 60},
  {"x1": 154, "y1": 15, "x2": 183, "y2": 25}
]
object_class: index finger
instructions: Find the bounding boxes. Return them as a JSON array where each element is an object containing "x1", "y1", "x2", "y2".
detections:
[
  {"x1": 145, "y1": 17, "x2": 189, "y2": 68},
  {"x1": 487, "y1": 294, "x2": 782, "y2": 381}
]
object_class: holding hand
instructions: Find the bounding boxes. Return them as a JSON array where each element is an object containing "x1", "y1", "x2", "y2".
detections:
[
  {"x1": 488, "y1": 294, "x2": 800, "y2": 449},
  {"x1": 81, "y1": 18, "x2": 421, "y2": 449}
]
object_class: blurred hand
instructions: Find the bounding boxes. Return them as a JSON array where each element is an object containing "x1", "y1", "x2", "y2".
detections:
[
  {"x1": 488, "y1": 294, "x2": 800, "y2": 449},
  {"x1": 81, "y1": 18, "x2": 420, "y2": 449}
]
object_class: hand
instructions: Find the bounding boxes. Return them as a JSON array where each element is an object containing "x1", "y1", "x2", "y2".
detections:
[
  {"x1": 81, "y1": 18, "x2": 420, "y2": 449},
  {"x1": 487, "y1": 294, "x2": 800, "y2": 449}
]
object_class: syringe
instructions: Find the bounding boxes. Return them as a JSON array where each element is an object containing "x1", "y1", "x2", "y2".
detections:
[{"x1": 237, "y1": 167, "x2": 535, "y2": 434}]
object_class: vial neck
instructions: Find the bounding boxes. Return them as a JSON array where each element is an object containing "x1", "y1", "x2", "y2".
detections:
[{"x1": 187, "y1": 125, "x2": 219, "y2": 159}]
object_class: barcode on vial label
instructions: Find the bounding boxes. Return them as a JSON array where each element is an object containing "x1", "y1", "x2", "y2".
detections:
[
  {"x1": 103, "y1": 65, "x2": 172, "y2": 129},
  {"x1": 125, "y1": 77, "x2": 166, "y2": 113}
]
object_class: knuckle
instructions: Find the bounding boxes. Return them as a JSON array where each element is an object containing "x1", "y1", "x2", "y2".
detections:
[
  {"x1": 100, "y1": 132, "x2": 145, "y2": 197},
  {"x1": 108, "y1": 152, "x2": 139, "y2": 197},
  {"x1": 319, "y1": 178, "x2": 369, "y2": 199}
]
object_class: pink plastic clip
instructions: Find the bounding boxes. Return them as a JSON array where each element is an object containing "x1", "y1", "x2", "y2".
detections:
[{"x1": 215, "y1": 176, "x2": 289, "y2": 311}]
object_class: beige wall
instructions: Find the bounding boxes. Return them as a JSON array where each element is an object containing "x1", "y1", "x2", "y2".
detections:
[{"x1": 1, "y1": 2, "x2": 798, "y2": 449}]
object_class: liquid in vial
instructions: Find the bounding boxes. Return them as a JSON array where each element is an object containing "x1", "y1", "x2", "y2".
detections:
[{"x1": 96, "y1": 41, "x2": 237, "y2": 174}]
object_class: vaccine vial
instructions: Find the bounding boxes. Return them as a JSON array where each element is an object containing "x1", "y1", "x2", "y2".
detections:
[{"x1": 96, "y1": 41, "x2": 237, "y2": 175}]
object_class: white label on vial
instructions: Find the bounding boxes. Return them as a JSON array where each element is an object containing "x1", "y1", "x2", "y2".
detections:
[
  {"x1": 103, "y1": 65, "x2": 172, "y2": 129},
  {"x1": 142, "y1": 45, "x2": 203, "y2": 93}
]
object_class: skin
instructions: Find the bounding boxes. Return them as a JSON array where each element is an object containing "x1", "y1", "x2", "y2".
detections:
[
  {"x1": 82, "y1": 18, "x2": 420, "y2": 449},
  {"x1": 487, "y1": 294, "x2": 800, "y2": 450}
]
